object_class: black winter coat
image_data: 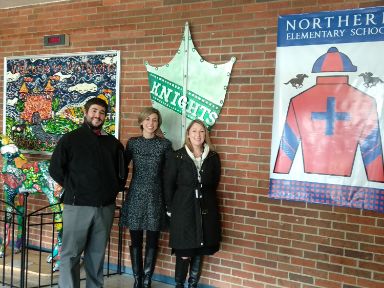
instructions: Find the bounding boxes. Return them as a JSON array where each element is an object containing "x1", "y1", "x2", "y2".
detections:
[
  {"x1": 49, "y1": 124, "x2": 126, "y2": 206},
  {"x1": 164, "y1": 147, "x2": 221, "y2": 250}
]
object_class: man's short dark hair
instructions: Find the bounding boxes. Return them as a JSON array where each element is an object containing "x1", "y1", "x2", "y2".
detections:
[{"x1": 84, "y1": 97, "x2": 109, "y2": 112}]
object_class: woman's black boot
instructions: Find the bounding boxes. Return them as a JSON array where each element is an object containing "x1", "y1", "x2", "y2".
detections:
[
  {"x1": 143, "y1": 247, "x2": 157, "y2": 288},
  {"x1": 130, "y1": 246, "x2": 143, "y2": 288},
  {"x1": 187, "y1": 256, "x2": 203, "y2": 288},
  {"x1": 175, "y1": 256, "x2": 190, "y2": 288}
]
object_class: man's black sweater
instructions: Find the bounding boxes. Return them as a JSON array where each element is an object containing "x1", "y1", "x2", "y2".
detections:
[{"x1": 49, "y1": 124, "x2": 126, "y2": 206}]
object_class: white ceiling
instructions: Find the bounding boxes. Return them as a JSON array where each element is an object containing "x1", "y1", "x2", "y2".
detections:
[{"x1": 0, "y1": 0, "x2": 69, "y2": 9}]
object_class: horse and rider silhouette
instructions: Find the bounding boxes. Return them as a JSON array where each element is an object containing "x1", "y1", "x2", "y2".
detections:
[
  {"x1": 359, "y1": 72, "x2": 384, "y2": 88},
  {"x1": 284, "y1": 74, "x2": 308, "y2": 89}
]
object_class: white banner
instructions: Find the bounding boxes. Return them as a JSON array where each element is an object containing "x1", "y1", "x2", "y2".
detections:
[{"x1": 269, "y1": 7, "x2": 384, "y2": 212}]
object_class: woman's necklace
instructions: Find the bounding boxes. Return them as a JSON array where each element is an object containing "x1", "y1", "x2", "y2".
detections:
[
  {"x1": 193, "y1": 147, "x2": 203, "y2": 158},
  {"x1": 194, "y1": 156, "x2": 202, "y2": 182},
  {"x1": 193, "y1": 148, "x2": 203, "y2": 182},
  {"x1": 193, "y1": 152, "x2": 202, "y2": 158}
]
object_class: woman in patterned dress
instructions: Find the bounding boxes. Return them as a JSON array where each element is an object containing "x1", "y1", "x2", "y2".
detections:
[{"x1": 120, "y1": 107, "x2": 172, "y2": 288}]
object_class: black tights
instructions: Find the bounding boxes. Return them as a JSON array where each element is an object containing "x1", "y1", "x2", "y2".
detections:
[{"x1": 130, "y1": 230, "x2": 160, "y2": 249}]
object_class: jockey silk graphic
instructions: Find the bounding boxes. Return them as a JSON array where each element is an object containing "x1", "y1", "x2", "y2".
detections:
[
  {"x1": 269, "y1": 7, "x2": 384, "y2": 212},
  {"x1": 274, "y1": 48, "x2": 384, "y2": 182}
]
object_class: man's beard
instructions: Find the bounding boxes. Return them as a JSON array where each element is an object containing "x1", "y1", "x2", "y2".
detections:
[{"x1": 85, "y1": 117, "x2": 104, "y2": 130}]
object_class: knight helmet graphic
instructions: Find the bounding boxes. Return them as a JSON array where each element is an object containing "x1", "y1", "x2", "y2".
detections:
[{"x1": 145, "y1": 22, "x2": 236, "y2": 149}]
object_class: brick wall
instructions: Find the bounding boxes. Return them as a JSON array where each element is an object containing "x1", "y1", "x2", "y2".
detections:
[{"x1": 0, "y1": 0, "x2": 383, "y2": 287}]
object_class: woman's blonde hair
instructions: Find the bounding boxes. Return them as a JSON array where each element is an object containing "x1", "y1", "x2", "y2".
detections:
[
  {"x1": 137, "y1": 107, "x2": 162, "y2": 133},
  {"x1": 184, "y1": 119, "x2": 215, "y2": 152}
]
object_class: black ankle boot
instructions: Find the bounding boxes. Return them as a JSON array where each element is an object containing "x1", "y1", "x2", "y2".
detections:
[
  {"x1": 188, "y1": 256, "x2": 203, "y2": 288},
  {"x1": 143, "y1": 247, "x2": 157, "y2": 288},
  {"x1": 175, "y1": 256, "x2": 190, "y2": 288},
  {"x1": 130, "y1": 246, "x2": 143, "y2": 288}
]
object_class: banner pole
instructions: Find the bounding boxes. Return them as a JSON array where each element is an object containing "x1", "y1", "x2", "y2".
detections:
[{"x1": 181, "y1": 22, "x2": 190, "y2": 147}]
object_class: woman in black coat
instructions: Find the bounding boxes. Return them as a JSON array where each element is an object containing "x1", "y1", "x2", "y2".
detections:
[{"x1": 164, "y1": 119, "x2": 221, "y2": 288}]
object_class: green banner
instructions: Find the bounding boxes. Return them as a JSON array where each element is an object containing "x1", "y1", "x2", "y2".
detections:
[
  {"x1": 148, "y1": 72, "x2": 221, "y2": 128},
  {"x1": 145, "y1": 22, "x2": 236, "y2": 149}
]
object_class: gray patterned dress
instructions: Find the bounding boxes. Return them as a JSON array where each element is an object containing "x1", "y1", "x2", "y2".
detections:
[{"x1": 120, "y1": 136, "x2": 172, "y2": 231}]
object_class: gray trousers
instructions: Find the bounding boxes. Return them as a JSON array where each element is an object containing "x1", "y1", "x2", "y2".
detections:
[{"x1": 58, "y1": 204, "x2": 115, "y2": 288}]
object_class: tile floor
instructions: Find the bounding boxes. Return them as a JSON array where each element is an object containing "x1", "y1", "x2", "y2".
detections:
[
  {"x1": 22, "y1": 272, "x2": 174, "y2": 287},
  {"x1": 0, "y1": 249, "x2": 174, "y2": 287},
  {"x1": 86, "y1": 274, "x2": 173, "y2": 288}
]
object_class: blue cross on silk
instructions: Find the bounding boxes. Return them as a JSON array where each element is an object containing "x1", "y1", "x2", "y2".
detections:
[{"x1": 311, "y1": 97, "x2": 350, "y2": 136}]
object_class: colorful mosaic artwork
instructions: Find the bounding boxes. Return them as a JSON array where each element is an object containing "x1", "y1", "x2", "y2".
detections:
[
  {"x1": 0, "y1": 135, "x2": 63, "y2": 271},
  {"x1": 4, "y1": 51, "x2": 120, "y2": 153}
]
